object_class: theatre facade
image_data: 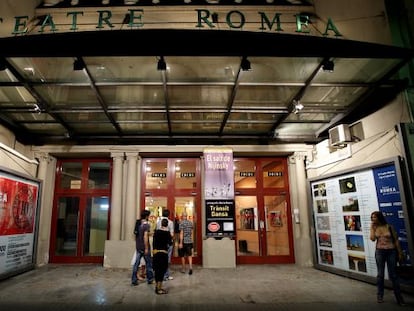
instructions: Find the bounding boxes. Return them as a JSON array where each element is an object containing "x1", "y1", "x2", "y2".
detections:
[{"x1": 0, "y1": 0, "x2": 413, "y2": 287}]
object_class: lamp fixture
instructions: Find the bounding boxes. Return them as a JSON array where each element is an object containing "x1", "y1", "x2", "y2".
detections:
[
  {"x1": 241, "y1": 56, "x2": 251, "y2": 71},
  {"x1": 157, "y1": 56, "x2": 167, "y2": 71},
  {"x1": 322, "y1": 59, "x2": 334, "y2": 72},
  {"x1": 293, "y1": 100, "x2": 304, "y2": 114},
  {"x1": 73, "y1": 58, "x2": 85, "y2": 71}
]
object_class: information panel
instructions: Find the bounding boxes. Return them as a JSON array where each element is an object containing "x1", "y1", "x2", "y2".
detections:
[
  {"x1": 309, "y1": 158, "x2": 412, "y2": 280},
  {"x1": 0, "y1": 167, "x2": 41, "y2": 280}
]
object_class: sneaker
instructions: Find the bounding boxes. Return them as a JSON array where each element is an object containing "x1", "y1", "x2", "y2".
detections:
[
  {"x1": 189, "y1": 269, "x2": 193, "y2": 275},
  {"x1": 147, "y1": 280, "x2": 154, "y2": 285},
  {"x1": 167, "y1": 276, "x2": 174, "y2": 280},
  {"x1": 131, "y1": 282, "x2": 138, "y2": 286},
  {"x1": 377, "y1": 295, "x2": 384, "y2": 303}
]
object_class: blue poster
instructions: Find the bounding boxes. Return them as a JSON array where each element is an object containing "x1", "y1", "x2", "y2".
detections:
[{"x1": 373, "y1": 164, "x2": 411, "y2": 265}]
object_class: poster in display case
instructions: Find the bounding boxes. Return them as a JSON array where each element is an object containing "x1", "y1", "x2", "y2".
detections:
[
  {"x1": 308, "y1": 157, "x2": 413, "y2": 285},
  {"x1": 0, "y1": 167, "x2": 41, "y2": 280}
]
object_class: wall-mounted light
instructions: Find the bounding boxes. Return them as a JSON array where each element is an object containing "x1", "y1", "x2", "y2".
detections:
[
  {"x1": 322, "y1": 59, "x2": 334, "y2": 72},
  {"x1": 241, "y1": 56, "x2": 251, "y2": 71},
  {"x1": 157, "y1": 56, "x2": 167, "y2": 71}
]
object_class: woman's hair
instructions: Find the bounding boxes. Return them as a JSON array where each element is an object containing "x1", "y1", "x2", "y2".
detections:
[{"x1": 371, "y1": 211, "x2": 387, "y2": 225}]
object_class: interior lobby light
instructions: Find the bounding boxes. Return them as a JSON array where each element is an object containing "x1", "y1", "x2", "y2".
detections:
[
  {"x1": 73, "y1": 58, "x2": 85, "y2": 71},
  {"x1": 322, "y1": 59, "x2": 334, "y2": 72},
  {"x1": 241, "y1": 56, "x2": 251, "y2": 71},
  {"x1": 157, "y1": 56, "x2": 167, "y2": 71}
]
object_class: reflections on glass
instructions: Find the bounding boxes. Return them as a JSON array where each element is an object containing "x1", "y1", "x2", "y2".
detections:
[
  {"x1": 88, "y1": 162, "x2": 111, "y2": 189},
  {"x1": 234, "y1": 160, "x2": 256, "y2": 189},
  {"x1": 55, "y1": 197, "x2": 79, "y2": 255},
  {"x1": 174, "y1": 161, "x2": 197, "y2": 189},
  {"x1": 84, "y1": 196, "x2": 109, "y2": 256},
  {"x1": 235, "y1": 196, "x2": 258, "y2": 256},
  {"x1": 262, "y1": 160, "x2": 285, "y2": 188},
  {"x1": 265, "y1": 195, "x2": 289, "y2": 256},
  {"x1": 60, "y1": 162, "x2": 83, "y2": 190},
  {"x1": 145, "y1": 160, "x2": 168, "y2": 190},
  {"x1": 174, "y1": 197, "x2": 196, "y2": 257},
  {"x1": 145, "y1": 196, "x2": 167, "y2": 233}
]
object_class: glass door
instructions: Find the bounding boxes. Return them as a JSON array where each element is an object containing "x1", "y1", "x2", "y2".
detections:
[
  {"x1": 50, "y1": 159, "x2": 111, "y2": 263},
  {"x1": 142, "y1": 158, "x2": 201, "y2": 264},
  {"x1": 234, "y1": 158, "x2": 294, "y2": 264}
]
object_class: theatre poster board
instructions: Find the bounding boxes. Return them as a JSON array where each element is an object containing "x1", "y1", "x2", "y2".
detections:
[
  {"x1": 308, "y1": 157, "x2": 412, "y2": 283},
  {"x1": 0, "y1": 167, "x2": 41, "y2": 280}
]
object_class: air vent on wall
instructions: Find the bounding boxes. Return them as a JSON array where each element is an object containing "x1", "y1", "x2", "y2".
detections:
[{"x1": 329, "y1": 124, "x2": 352, "y2": 147}]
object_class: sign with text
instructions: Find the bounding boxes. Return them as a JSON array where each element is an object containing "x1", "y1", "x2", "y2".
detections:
[{"x1": 204, "y1": 148, "x2": 235, "y2": 237}]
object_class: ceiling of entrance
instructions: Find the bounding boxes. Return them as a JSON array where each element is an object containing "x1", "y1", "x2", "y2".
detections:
[{"x1": 0, "y1": 29, "x2": 413, "y2": 146}]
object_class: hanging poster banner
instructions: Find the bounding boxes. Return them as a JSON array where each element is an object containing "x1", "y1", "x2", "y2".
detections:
[
  {"x1": 309, "y1": 157, "x2": 412, "y2": 284},
  {"x1": 0, "y1": 167, "x2": 41, "y2": 280},
  {"x1": 204, "y1": 148, "x2": 235, "y2": 237}
]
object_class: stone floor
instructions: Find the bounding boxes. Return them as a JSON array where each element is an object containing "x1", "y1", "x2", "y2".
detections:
[{"x1": 0, "y1": 264, "x2": 413, "y2": 311}]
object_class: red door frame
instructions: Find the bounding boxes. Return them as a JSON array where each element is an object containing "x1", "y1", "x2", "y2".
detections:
[
  {"x1": 140, "y1": 157, "x2": 202, "y2": 265},
  {"x1": 49, "y1": 159, "x2": 112, "y2": 264},
  {"x1": 235, "y1": 157, "x2": 295, "y2": 264}
]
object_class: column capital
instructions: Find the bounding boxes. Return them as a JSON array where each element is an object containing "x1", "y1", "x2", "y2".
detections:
[
  {"x1": 125, "y1": 152, "x2": 139, "y2": 160},
  {"x1": 289, "y1": 151, "x2": 308, "y2": 163},
  {"x1": 110, "y1": 152, "x2": 125, "y2": 159},
  {"x1": 34, "y1": 152, "x2": 53, "y2": 163}
]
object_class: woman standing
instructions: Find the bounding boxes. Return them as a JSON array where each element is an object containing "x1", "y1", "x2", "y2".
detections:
[
  {"x1": 370, "y1": 211, "x2": 405, "y2": 305},
  {"x1": 152, "y1": 218, "x2": 171, "y2": 294}
]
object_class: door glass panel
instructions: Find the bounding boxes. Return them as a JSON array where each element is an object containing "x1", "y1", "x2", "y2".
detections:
[
  {"x1": 84, "y1": 196, "x2": 109, "y2": 256},
  {"x1": 265, "y1": 195, "x2": 289, "y2": 255},
  {"x1": 55, "y1": 197, "x2": 79, "y2": 255},
  {"x1": 88, "y1": 162, "x2": 110, "y2": 189},
  {"x1": 174, "y1": 197, "x2": 196, "y2": 257},
  {"x1": 174, "y1": 161, "x2": 197, "y2": 189},
  {"x1": 234, "y1": 160, "x2": 256, "y2": 189},
  {"x1": 144, "y1": 196, "x2": 167, "y2": 233},
  {"x1": 262, "y1": 160, "x2": 285, "y2": 188},
  {"x1": 235, "y1": 196, "x2": 259, "y2": 256},
  {"x1": 145, "y1": 160, "x2": 168, "y2": 190},
  {"x1": 60, "y1": 162, "x2": 83, "y2": 190}
]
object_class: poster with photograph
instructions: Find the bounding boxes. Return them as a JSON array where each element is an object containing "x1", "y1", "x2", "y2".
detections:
[
  {"x1": 309, "y1": 159, "x2": 412, "y2": 280},
  {"x1": 0, "y1": 168, "x2": 41, "y2": 279}
]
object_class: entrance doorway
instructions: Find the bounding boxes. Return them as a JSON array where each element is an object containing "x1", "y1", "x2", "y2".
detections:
[
  {"x1": 141, "y1": 158, "x2": 201, "y2": 264},
  {"x1": 234, "y1": 158, "x2": 294, "y2": 264},
  {"x1": 50, "y1": 159, "x2": 112, "y2": 264}
]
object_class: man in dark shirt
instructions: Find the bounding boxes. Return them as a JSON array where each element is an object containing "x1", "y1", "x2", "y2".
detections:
[{"x1": 131, "y1": 209, "x2": 154, "y2": 286}]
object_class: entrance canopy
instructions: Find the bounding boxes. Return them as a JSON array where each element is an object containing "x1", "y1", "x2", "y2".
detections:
[{"x1": 0, "y1": 29, "x2": 413, "y2": 145}]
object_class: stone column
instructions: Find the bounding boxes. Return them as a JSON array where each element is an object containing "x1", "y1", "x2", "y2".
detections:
[
  {"x1": 34, "y1": 152, "x2": 55, "y2": 265},
  {"x1": 291, "y1": 151, "x2": 313, "y2": 266},
  {"x1": 109, "y1": 152, "x2": 124, "y2": 241},
  {"x1": 124, "y1": 152, "x2": 138, "y2": 240}
]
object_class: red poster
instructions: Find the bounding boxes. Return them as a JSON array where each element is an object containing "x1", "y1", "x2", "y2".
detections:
[{"x1": 0, "y1": 177, "x2": 39, "y2": 235}]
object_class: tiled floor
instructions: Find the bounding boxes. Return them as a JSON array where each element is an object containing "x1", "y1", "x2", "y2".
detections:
[{"x1": 0, "y1": 264, "x2": 412, "y2": 311}]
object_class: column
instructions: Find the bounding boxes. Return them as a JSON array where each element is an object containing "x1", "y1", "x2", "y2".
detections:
[
  {"x1": 291, "y1": 151, "x2": 313, "y2": 266},
  {"x1": 124, "y1": 152, "x2": 138, "y2": 240},
  {"x1": 34, "y1": 152, "x2": 55, "y2": 264},
  {"x1": 110, "y1": 152, "x2": 124, "y2": 241}
]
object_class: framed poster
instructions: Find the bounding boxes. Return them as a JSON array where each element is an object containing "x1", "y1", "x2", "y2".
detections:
[
  {"x1": 0, "y1": 166, "x2": 41, "y2": 280},
  {"x1": 308, "y1": 157, "x2": 413, "y2": 284}
]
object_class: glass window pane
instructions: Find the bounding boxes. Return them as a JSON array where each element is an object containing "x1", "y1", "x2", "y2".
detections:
[
  {"x1": 175, "y1": 161, "x2": 197, "y2": 189},
  {"x1": 60, "y1": 162, "x2": 83, "y2": 190},
  {"x1": 235, "y1": 196, "x2": 259, "y2": 256},
  {"x1": 175, "y1": 197, "x2": 196, "y2": 256},
  {"x1": 88, "y1": 162, "x2": 111, "y2": 189},
  {"x1": 84, "y1": 197, "x2": 109, "y2": 256},
  {"x1": 265, "y1": 195, "x2": 289, "y2": 255},
  {"x1": 55, "y1": 197, "x2": 79, "y2": 256},
  {"x1": 145, "y1": 161, "x2": 168, "y2": 190},
  {"x1": 234, "y1": 160, "x2": 256, "y2": 189},
  {"x1": 262, "y1": 160, "x2": 285, "y2": 188},
  {"x1": 145, "y1": 197, "x2": 167, "y2": 233}
]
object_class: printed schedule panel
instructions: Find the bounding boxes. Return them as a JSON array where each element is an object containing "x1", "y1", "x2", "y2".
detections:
[
  {"x1": 309, "y1": 158, "x2": 412, "y2": 282},
  {"x1": 0, "y1": 167, "x2": 41, "y2": 280}
]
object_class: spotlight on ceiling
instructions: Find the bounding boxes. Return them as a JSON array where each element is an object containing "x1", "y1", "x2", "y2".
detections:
[
  {"x1": 157, "y1": 56, "x2": 167, "y2": 71},
  {"x1": 322, "y1": 59, "x2": 334, "y2": 72},
  {"x1": 241, "y1": 56, "x2": 251, "y2": 71},
  {"x1": 73, "y1": 58, "x2": 85, "y2": 71},
  {"x1": 293, "y1": 100, "x2": 304, "y2": 114}
]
